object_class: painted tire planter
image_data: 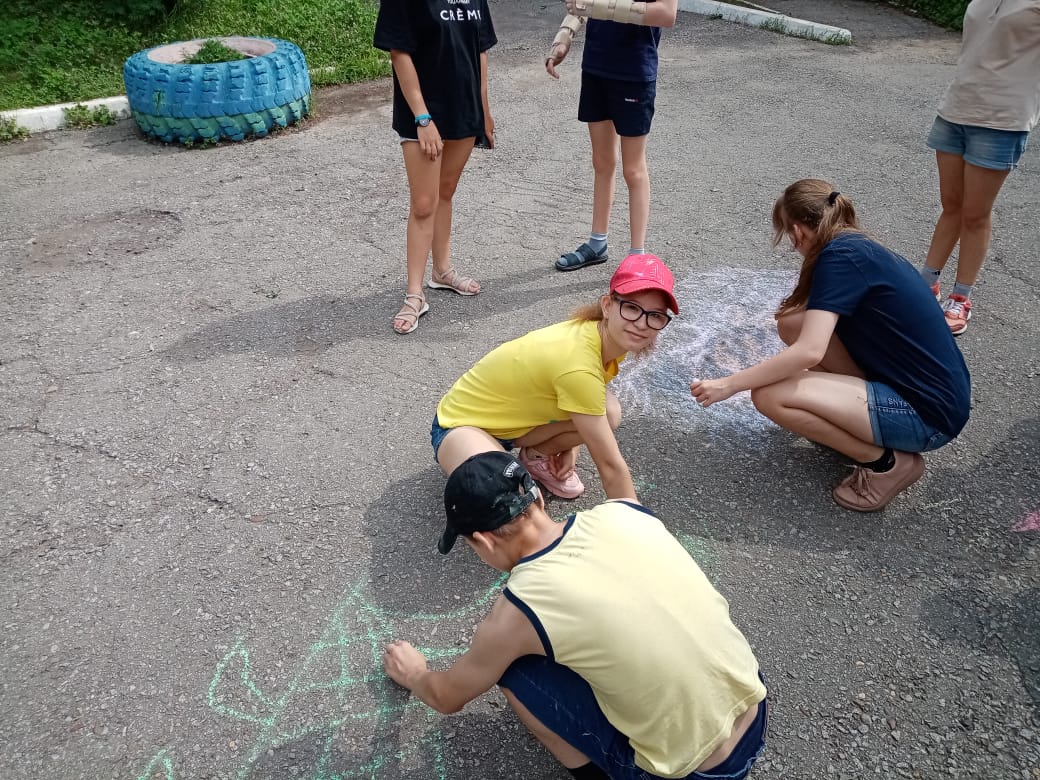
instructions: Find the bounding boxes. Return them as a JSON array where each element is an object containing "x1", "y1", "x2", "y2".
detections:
[{"x1": 123, "y1": 37, "x2": 311, "y2": 143}]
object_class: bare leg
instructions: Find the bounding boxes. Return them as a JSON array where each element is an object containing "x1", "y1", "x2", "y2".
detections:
[
  {"x1": 924, "y1": 151, "x2": 965, "y2": 273},
  {"x1": 500, "y1": 687, "x2": 592, "y2": 770},
  {"x1": 952, "y1": 161, "x2": 1012, "y2": 287},
  {"x1": 430, "y1": 138, "x2": 479, "y2": 292},
  {"x1": 751, "y1": 373, "x2": 882, "y2": 462},
  {"x1": 402, "y1": 142, "x2": 442, "y2": 298},
  {"x1": 588, "y1": 121, "x2": 619, "y2": 236},
  {"x1": 619, "y1": 133, "x2": 650, "y2": 251},
  {"x1": 436, "y1": 426, "x2": 507, "y2": 476},
  {"x1": 776, "y1": 312, "x2": 866, "y2": 378}
]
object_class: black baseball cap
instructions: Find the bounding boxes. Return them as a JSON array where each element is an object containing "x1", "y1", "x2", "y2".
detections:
[{"x1": 439, "y1": 451, "x2": 539, "y2": 554}]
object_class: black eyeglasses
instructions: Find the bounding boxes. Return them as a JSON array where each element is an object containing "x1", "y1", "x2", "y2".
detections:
[{"x1": 612, "y1": 294, "x2": 672, "y2": 331}]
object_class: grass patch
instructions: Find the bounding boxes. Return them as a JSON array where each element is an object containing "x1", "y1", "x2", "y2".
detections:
[
  {"x1": 0, "y1": 0, "x2": 388, "y2": 111},
  {"x1": 184, "y1": 38, "x2": 248, "y2": 64},
  {"x1": 63, "y1": 103, "x2": 117, "y2": 127},
  {"x1": 0, "y1": 115, "x2": 30, "y2": 142}
]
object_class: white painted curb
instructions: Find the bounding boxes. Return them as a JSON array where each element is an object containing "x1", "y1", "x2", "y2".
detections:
[
  {"x1": 678, "y1": 0, "x2": 853, "y2": 44},
  {"x1": 2, "y1": 95, "x2": 130, "y2": 134}
]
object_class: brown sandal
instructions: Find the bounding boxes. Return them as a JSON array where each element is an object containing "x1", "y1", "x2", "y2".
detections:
[
  {"x1": 427, "y1": 266, "x2": 480, "y2": 296},
  {"x1": 393, "y1": 293, "x2": 429, "y2": 335}
]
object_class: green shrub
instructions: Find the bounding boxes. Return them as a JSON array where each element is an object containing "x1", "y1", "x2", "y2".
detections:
[
  {"x1": 1, "y1": 0, "x2": 387, "y2": 111},
  {"x1": 0, "y1": 115, "x2": 30, "y2": 142},
  {"x1": 879, "y1": 0, "x2": 968, "y2": 30},
  {"x1": 63, "y1": 103, "x2": 116, "y2": 127},
  {"x1": 184, "y1": 38, "x2": 248, "y2": 64}
]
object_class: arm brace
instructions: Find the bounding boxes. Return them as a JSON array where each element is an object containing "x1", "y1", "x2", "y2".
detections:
[
  {"x1": 573, "y1": 0, "x2": 647, "y2": 25},
  {"x1": 552, "y1": 14, "x2": 586, "y2": 49}
]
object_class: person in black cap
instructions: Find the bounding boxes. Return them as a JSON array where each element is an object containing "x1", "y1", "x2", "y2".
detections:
[{"x1": 384, "y1": 451, "x2": 768, "y2": 780}]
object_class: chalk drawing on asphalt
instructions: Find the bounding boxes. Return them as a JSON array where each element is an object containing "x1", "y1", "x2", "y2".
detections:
[
  {"x1": 612, "y1": 267, "x2": 793, "y2": 433},
  {"x1": 138, "y1": 574, "x2": 506, "y2": 780},
  {"x1": 1013, "y1": 510, "x2": 1040, "y2": 533},
  {"x1": 135, "y1": 480, "x2": 723, "y2": 780}
]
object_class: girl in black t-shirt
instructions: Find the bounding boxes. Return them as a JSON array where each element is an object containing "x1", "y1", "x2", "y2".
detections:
[{"x1": 374, "y1": 0, "x2": 497, "y2": 334}]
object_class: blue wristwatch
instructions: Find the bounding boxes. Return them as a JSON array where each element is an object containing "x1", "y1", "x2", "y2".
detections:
[{"x1": 415, "y1": 113, "x2": 432, "y2": 127}]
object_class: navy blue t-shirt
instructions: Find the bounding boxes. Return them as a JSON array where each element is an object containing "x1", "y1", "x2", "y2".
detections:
[
  {"x1": 582, "y1": 2, "x2": 662, "y2": 83},
  {"x1": 806, "y1": 233, "x2": 971, "y2": 437},
  {"x1": 374, "y1": 0, "x2": 497, "y2": 140}
]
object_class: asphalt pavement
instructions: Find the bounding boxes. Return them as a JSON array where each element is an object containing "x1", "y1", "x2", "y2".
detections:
[{"x1": 1, "y1": 1, "x2": 1037, "y2": 778}]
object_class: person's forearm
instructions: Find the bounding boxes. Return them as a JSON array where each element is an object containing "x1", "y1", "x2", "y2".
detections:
[
  {"x1": 407, "y1": 670, "x2": 465, "y2": 715},
  {"x1": 599, "y1": 460, "x2": 637, "y2": 501},
  {"x1": 571, "y1": 0, "x2": 677, "y2": 27},
  {"x1": 389, "y1": 50, "x2": 428, "y2": 118},
  {"x1": 726, "y1": 343, "x2": 823, "y2": 393},
  {"x1": 552, "y1": 13, "x2": 585, "y2": 48},
  {"x1": 480, "y1": 51, "x2": 489, "y2": 111}
]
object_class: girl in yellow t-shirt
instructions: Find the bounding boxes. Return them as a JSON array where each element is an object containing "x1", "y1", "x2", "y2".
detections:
[{"x1": 433, "y1": 254, "x2": 678, "y2": 500}]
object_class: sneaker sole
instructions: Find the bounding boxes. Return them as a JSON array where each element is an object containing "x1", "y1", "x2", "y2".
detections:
[{"x1": 832, "y1": 454, "x2": 925, "y2": 513}]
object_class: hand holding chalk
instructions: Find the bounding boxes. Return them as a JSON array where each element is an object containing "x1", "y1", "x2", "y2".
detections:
[
  {"x1": 384, "y1": 640, "x2": 429, "y2": 690},
  {"x1": 690, "y1": 377, "x2": 736, "y2": 408}
]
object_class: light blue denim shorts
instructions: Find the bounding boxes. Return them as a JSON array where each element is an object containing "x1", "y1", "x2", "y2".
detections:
[
  {"x1": 926, "y1": 115, "x2": 1030, "y2": 171},
  {"x1": 866, "y1": 382, "x2": 952, "y2": 453}
]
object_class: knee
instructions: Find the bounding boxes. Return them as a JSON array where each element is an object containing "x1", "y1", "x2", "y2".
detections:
[
  {"x1": 410, "y1": 197, "x2": 437, "y2": 221},
  {"x1": 622, "y1": 162, "x2": 647, "y2": 190},
  {"x1": 591, "y1": 152, "x2": 617, "y2": 177},
  {"x1": 961, "y1": 210, "x2": 991, "y2": 233},
  {"x1": 750, "y1": 384, "x2": 782, "y2": 415},
  {"x1": 939, "y1": 193, "x2": 963, "y2": 216},
  {"x1": 606, "y1": 394, "x2": 622, "y2": 431}
]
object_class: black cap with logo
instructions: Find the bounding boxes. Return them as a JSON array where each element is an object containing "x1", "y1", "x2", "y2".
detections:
[{"x1": 439, "y1": 451, "x2": 538, "y2": 554}]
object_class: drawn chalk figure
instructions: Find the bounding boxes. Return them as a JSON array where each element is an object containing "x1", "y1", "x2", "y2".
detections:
[
  {"x1": 139, "y1": 576, "x2": 505, "y2": 780},
  {"x1": 612, "y1": 268, "x2": 793, "y2": 431}
]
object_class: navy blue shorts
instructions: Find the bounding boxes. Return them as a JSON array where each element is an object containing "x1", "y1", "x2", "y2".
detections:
[
  {"x1": 430, "y1": 414, "x2": 515, "y2": 461},
  {"x1": 578, "y1": 71, "x2": 656, "y2": 137},
  {"x1": 499, "y1": 655, "x2": 767, "y2": 780}
]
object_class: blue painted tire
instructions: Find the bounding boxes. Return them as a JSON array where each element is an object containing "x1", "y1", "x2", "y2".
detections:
[{"x1": 123, "y1": 37, "x2": 311, "y2": 143}]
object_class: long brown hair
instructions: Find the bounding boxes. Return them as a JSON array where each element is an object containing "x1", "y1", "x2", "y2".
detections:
[{"x1": 773, "y1": 179, "x2": 863, "y2": 317}]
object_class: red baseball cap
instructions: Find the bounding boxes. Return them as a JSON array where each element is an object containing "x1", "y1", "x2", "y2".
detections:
[{"x1": 609, "y1": 254, "x2": 679, "y2": 314}]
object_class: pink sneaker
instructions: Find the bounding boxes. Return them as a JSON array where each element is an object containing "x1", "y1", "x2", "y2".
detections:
[
  {"x1": 941, "y1": 294, "x2": 972, "y2": 336},
  {"x1": 518, "y1": 448, "x2": 585, "y2": 499},
  {"x1": 929, "y1": 281, "x2": 940, "y2": 301}
]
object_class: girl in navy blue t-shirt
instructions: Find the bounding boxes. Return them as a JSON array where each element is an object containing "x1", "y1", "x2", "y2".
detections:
[
  {"x1": 374, "y1": 0, "x2": 497, "y2": 335},
  {"x1": 690, "y1": 179, "x2": 971, "y2": 513},
  {"x1": 544, "y1": 0, "x2": 678, "y2": 272}
]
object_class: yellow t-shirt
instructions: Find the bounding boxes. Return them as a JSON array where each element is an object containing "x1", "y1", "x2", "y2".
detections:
[
  {"x1": 436, "y1": 319, "x2": 620, "y2": 440},
  {"x1": 504, "y1": 501, "x2": 767, "y2": 778}
]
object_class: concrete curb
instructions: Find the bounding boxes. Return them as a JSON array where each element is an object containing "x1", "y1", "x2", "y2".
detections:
[
  {"x1": 2, "y1": 95, "x2": 130, "y2": 134},
  {"x1": 678, "y1": 0, "x2": 853, "y2": 44}
]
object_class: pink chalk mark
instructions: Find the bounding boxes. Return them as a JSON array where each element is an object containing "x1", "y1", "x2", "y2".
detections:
[{"x1": 1012, "y1": 510, "x2": 1040, "y2": 533}]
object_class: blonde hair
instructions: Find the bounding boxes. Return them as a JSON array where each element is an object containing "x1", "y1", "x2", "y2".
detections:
[
  {"x1": 570, "y1": 294, "x2": 610, "y2": 323},
  {"x1": 772, "y1": 179, "x2": 863, "y2": 317}
]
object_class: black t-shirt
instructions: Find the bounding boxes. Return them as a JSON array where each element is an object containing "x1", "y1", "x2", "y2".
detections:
[
  {"x1": 374, "y1": 0, "x2": 497, "y2": 139},
  {"x1": 806, "y1": 233, "x2": 971, "y2": 437}
]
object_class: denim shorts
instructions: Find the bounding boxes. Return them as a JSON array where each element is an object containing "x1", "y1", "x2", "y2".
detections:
[
  {"x1": 578, "y1": 71, "x2": 657, "y2": 137},
  {"x1": 430, "y1": 414, "x2": 514, "y2": 461},
  {"x1": 866, "y1": 382, "x2": 952, "y2": 453},
  {"x1": 498, "y1": 655, "x2": 767, "y2": 780},
  {"x1": 926, "y1": 115, "x2": 1030, "y2": 171}
]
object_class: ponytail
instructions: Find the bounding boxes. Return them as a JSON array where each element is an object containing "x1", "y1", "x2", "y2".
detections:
[{"x1": 772, "y1": 179, "x2": 863, "y2": 318}]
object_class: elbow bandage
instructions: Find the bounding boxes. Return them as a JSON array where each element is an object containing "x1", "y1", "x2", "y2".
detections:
[
  {"x1": 571, "y1": 0, "x2": 647, "y2": 25},
  {"x1": 552, "y1": 14, "x2": 586, "y2": 49}
]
